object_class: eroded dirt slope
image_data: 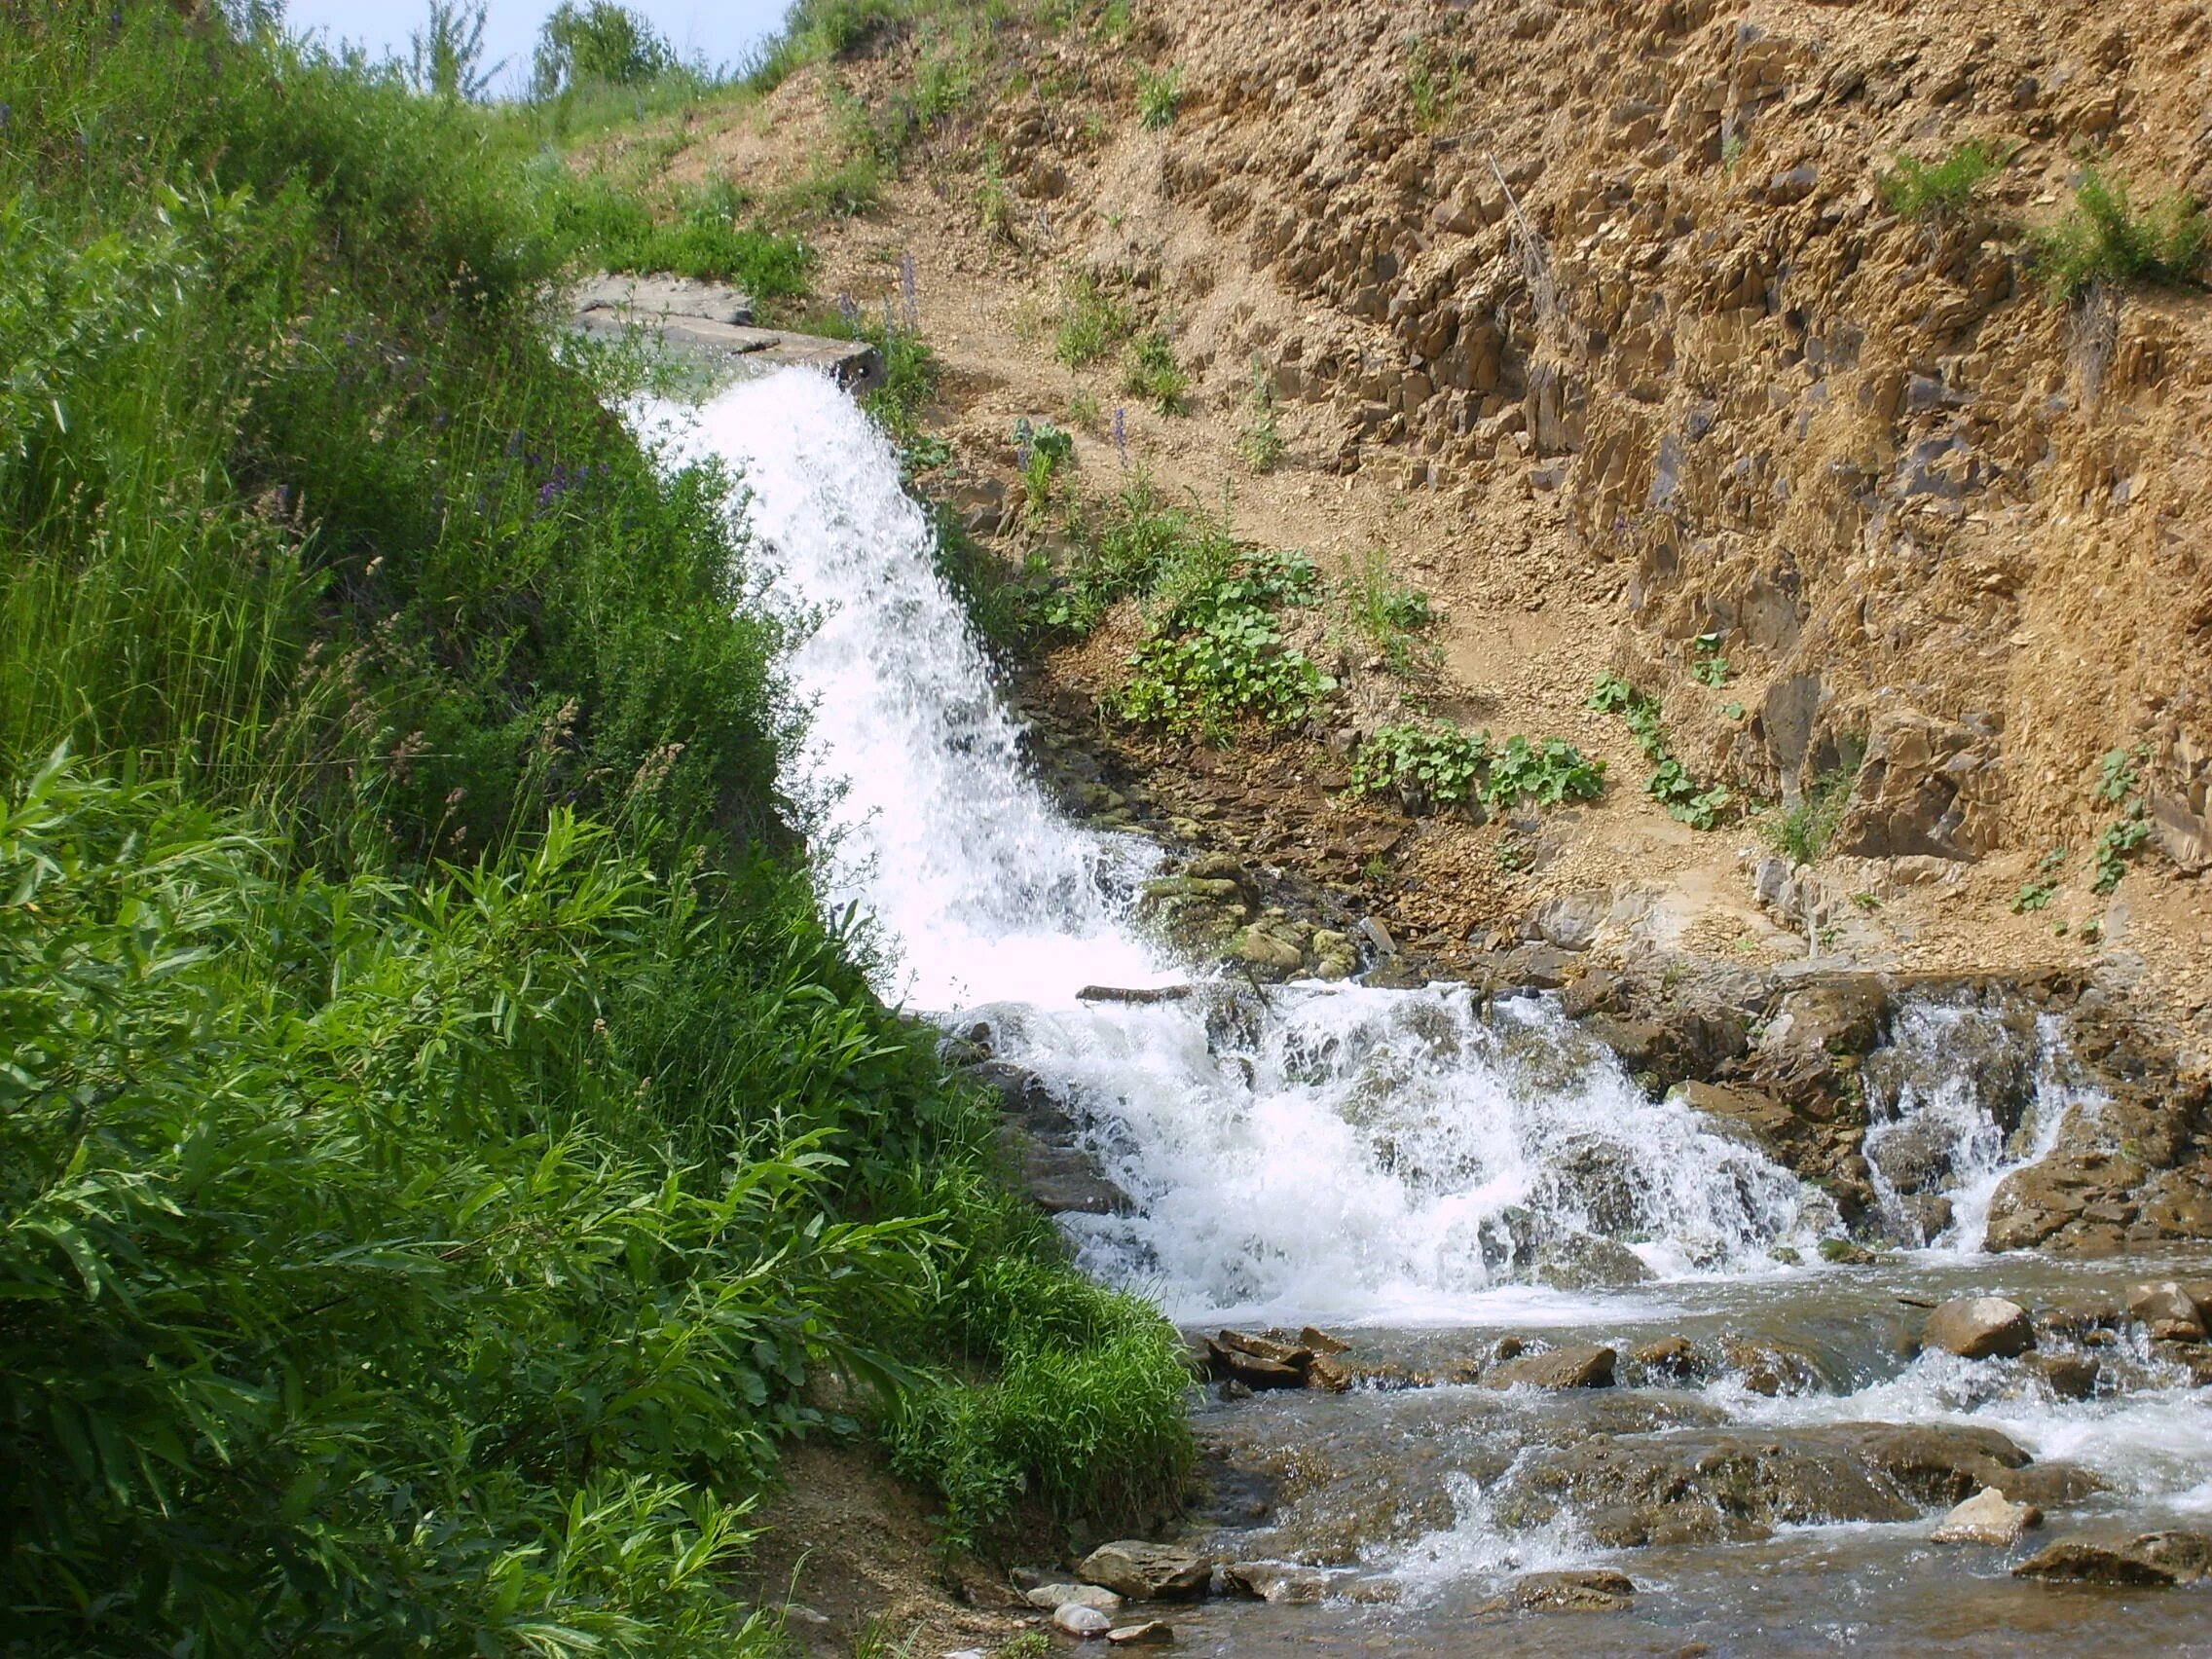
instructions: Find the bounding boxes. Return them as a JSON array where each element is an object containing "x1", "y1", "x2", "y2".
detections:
[{"x1": 622, "y1": 0, "x2": 2212, "y2": 1051}]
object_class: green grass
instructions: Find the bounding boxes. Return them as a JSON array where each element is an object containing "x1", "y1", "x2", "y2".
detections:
[
  {"x1": 1121, "y1": 329, "x2": 1191, "y2": 415},
  {"x1": 1136, "y1": 63, "x2": 1182, "y2": 129},
  {"x1": 1763, "y1": 769, "x2": 1854, "y2": 866},
  {"x1": 1878, "y1": 140, "x2": 2008, "y2": 221},
  {"x1": 0, "y1": 9, "x2": 1188, "y2": 1654},
  {"x1": 2035, "y1": 165, "x2": 2209, "y2": 299},
  {"x1": 1055, "y1": 269, "x2": 1136, "y2": 367},
  {"x1": 1340, "y1": 547, "x2": 1435, "y2": 673}
]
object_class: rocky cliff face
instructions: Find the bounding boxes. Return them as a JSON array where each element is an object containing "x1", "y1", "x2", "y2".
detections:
[{"x1": 984, "y1": 0, "x2": 2212, "y2": 871}]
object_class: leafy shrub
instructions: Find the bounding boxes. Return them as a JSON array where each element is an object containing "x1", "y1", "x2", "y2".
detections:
[
  {"x1": 1350, "y1": 723, "x2": 1603, "y2": 814},
  {"x1": 1763, "y1": 768, "x2": 1854, "y2": 866},
  {"x1": 1136, "y1": 64, "x2": 1182, "y2": 130},
  {"x1": 1117, "y1": 549, "x2": 1332, "y2": 736},
  {"x1": 594, "y1": 201, "x2": 816, "y2": 298},
  {"x1": 2035, "y1": 166, "x2": 2209, "y2": 299},
  {"x1": 1350, "y1": 722, "x2": 1489, "y2": 808},
  {"x1": 1056, "y1": 270, "x2": 1135, "y2": 367},
  {"x1": 1121, "y1": 329, "x2": 1190, "y2": 415},
  {"x1": 2091, "y1": 744, "x2": 2155, "y2": 894},
  {"x1": 1689, "y1": 630, "x2": 1731, "y2": 687},
  {"x1": 1879, "y1": 140, "x2": 2008, "y2": 221},
  {"x1": 1014, "y1": 418, "x2": 1076, "y2": 523},
  {"x1": 0, "y1": 12, "x2": 1188, "y2": 1651},
  {"x1": 2012, "y1": 845, "x2": 2067, "y2": 913}
]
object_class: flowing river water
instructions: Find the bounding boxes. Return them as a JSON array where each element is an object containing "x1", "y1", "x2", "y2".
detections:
[{"x1": 658, "y1": 370, "x2": 2212, "y2": 1657}]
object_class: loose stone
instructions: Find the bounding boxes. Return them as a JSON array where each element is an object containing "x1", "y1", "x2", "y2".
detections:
[
  {"x1": 1921, "y1": 1296, "x2": 2034, "y2": 1359},
  {"x1": 1053, "y1": 1603, "x2": 1113, "y2": 1636},
  {"x1": 1931, "y1": 1487, "x2": 2042, "y2": 1545},
  {"x1": 1079, "y1": 1541, "x2": 1211, "y2": 1601}
]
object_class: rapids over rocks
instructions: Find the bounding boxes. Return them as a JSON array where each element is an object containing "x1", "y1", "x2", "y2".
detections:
[{"x1": 659, "y1": 370, "x2": 2212, "y2": 1657}]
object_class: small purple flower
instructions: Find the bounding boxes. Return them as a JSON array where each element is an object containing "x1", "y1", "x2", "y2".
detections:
[
  {"x1": 0, "y1": 106, "x2": 14, "y2": 134},
  {"x1": 836, "y1": 292, "x2": 860, "y2": 328},
  {"x1": 505, "y1": 428, "x2": 526, "y2": 458},
  {"x1": 1113, "y1": 406, "x2": 1128, "y2": 466},
  {"x1": 900, "y1": 251, "x2": 919, "y2": 332}
]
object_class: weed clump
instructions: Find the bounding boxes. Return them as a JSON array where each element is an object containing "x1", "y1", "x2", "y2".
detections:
[
  {"x1": 1878, "y1": 140, "x2": 2009, "y2": 221},
  {"x1": 2035, "y1": 166, "x2": 2208, "y2": 299},
  {"x1": 1055, "y1": 270, "x2": 1136, "y2": 367},
  {"x1": 1121, "y1": 329, "x2": 1190, "y2": 416},
  {"x1": 1137, "y1": 63, "x2": 1182, "y2": 129}
]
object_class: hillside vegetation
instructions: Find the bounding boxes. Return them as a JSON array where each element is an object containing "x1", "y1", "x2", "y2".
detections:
[{"x1": 0, "y1": 7, "x2": 1187, "y2": 1655}]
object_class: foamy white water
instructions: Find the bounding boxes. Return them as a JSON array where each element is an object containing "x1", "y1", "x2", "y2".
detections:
[{"x1": 651, "y1": 369, "x2": 1829, "y2": 1319}]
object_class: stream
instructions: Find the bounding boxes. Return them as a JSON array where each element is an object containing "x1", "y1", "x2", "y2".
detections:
[{"x1": 657, "y1": 369, "x2": 2212, "y2": 1657}]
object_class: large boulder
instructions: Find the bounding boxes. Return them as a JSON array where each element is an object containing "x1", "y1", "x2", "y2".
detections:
[
  {"x1": 1079, "y1": 1541, "x2": 1211, "y2": 1602},
  {"x1": 1920, "y1": 1296, "x2": 2033, "y2": 1359}
]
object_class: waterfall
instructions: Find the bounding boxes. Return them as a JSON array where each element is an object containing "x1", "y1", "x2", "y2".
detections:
[
  {"x1": 1861, "y1": 1001, "x2": 2088, "y2": 1252},
  {"x1": 649, "y1": 368, "x2": 1815, "y2": 1321}
]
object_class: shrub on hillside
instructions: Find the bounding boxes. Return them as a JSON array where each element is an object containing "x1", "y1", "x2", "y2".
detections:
[{"x1": 2035, "y1": 165, "x2": 2208, "y2": 298}]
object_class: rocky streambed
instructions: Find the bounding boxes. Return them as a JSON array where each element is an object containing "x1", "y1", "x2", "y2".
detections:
[{"x1": 994, "y1": 1264, "x2": 2212, "y2": 1657}]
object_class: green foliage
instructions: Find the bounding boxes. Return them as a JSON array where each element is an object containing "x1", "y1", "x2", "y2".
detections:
[
  {"x1": 1136, "y1": 64, "x2": 1182, "y2": 130},
  {"x1": 409, "y1": 0, "x2": 498, "y2": 102},
  {"x1": 2034, "y1": 165, "x2": 2209, "y2": 299},
  {"x1": 1879, "y1": 140, "x2": 2009, "y2": 221},
  {"x1": 1055, "y1": 270, "x2": 1136, "y2": 368},
  {"x1": 1121, "y1": 329, "x2": 1191, "y2": 416},
  {"x1": 1404, "y1": 37, "x2": 1460, "y2": 130},
  {"x1": 1240, "y1": 355, "x2": 1285, "y2": 472},
  {"x1": 0, "y1": 12, "x2": 1187, "y2": 1651},
  {"x1": 1350, "y1": 723, "x2": 1603, "y2": 815},
  {"x1": 1116, "y1": 550, "x2": 1332, "y2": 737},
  {"x1": 1690, "y1": 630, "x2": 1732, "y2": 687},
  {"x1": 1350, "y1": 722, "x2": 1489, "y2": 808},
  {"x1": 1030, "y1": 478, "x2": 1197, "y2": 636},
  {"x1": 1763, "y1": 769, "x2": 1854, "y2": 866},
  {"x1": 977, "y1": 152, "x2": 1018, "y2": 240},
  {"x1": 2091, "y1": 744, "x2": 2155, "y2": 895},
  {"x1": 534, "y1": 1, "x2": 675, "y2": 96},
  {"x1": 1341, "y1": 547, "x2": 1436, "y2": 673},
  {"x1": 1591, "y1": 677, "x2": 1734, "y2": 830},
  {"x1": 586, "y1": 190, "x2": 817, "y2": 297},
  {"x1": 746, "y1": 0, "x2": 907, "y2": 92},
  {"x1": 2012, "y1": 845, "x2": 2067, "y2": 913},
  {"x1": 1014, "y1": 418, "x2": 1075, "y2": 524},
  {"x1": 886, "y1": 1252, "x2": 1191, "y2": 1554}
]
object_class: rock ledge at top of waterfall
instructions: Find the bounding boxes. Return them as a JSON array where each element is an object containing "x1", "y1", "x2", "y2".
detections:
[{"x1": 571, "y1": 273, "x2": 884, "y2": 392}]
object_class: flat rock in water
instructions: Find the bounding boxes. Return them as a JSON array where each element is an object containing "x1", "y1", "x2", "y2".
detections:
[
  {"x1": 1052, "y1": 1603, "x2": 1113, "y2": 1636},
  {"x1": 1932, "y1": 1487, "x2": 2042, "y2": 1545},
  {"x1": 1025, "y1": 1583, "x2": 1122, "y2": 1613},
  {"x1": 1629, "y1": 1335, "x2": 1704, "y2": 1382},
  {"x1": 1921, "y1": 1295, "x2": 2034, "y2": 1359},
  {"x1": 1079, "y1": 1541, "x2": 1211, "y2": 1601},
  {"x1": 1483, "y1": 1343, "x2": 1616, "y2": 1389},
  {"x1": 1106, "y1": 1622, "x2": 1176, "y2": 1646},
  {"x1": 2011, "y1": 1533, "x2": 2204, "y2": 1586},
  {"x1": 1509, "y1": 1568, "x2": 1637, "y2": 1612},
  {"x1": 1223, "y1": 1562, "x2": 1329, "y2": 1604}
]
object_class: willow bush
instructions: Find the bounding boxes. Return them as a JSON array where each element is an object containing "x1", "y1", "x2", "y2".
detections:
[{"x1": 0, "y1": 7, "x2": 1190, "y2": 1654}]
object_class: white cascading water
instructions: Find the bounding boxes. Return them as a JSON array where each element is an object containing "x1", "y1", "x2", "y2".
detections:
[
  {"x1": 1861, "y1": 1003, "x2": 2087, "y2": 1253},
  {"x1": 652, "y1": 368, "x2": 1817, "y2": 1321}
]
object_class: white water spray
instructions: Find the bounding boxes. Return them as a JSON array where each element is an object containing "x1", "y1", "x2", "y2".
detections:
[{"x1": 658, "y1": 368, "x2": 1815, "y2": 1319}]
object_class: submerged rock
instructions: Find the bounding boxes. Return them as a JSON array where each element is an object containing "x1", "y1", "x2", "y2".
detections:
[
  {"x1": 1533, "y1": 1235, "x2": 1655, "y2": 1290},
  {"x1": 1931, "y1": 1487, "x2": 2042, "y2": 1545},
  {"x1": 1222, "y1": 1562, "x2": 1329, "y2": 1604},
  {"x1": 1717, "y1": 1334, "x2": 1830, "y2": 1397},
  {"x1": 1079, "y1": 1541, "x2": 1211, "y2": 1602},
  {"x1": 1106, "y1": 1621, "x2": 1176, "y2": 1646},
  {"x1": 2012, "y1": 1531, "x2": 2212, "y2": 1587},
  {"x1": 1920, "y1": 1296, "x2": 2034, "y2": 1359},
  {"x1": 1507, "y1": 1568, "x2": 1637, "y2": 1612},
  {"x1": 1052, "y1": 1603, "x2": 1113, "y2": 1636}
]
